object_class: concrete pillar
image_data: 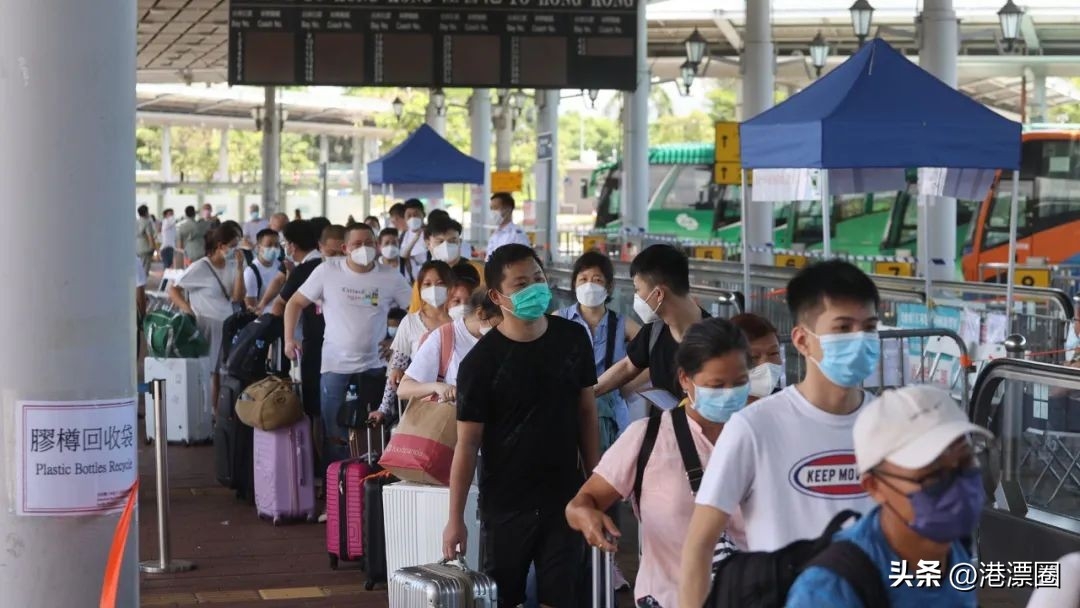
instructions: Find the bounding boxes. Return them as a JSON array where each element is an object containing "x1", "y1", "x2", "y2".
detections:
[
  {"x1": 161, "y1": 126, "x2": 173, "y2": 182},
  {"x1": 919, "y1": 0, "x2": 959, "y2": 281},
  {"x1": 1031, "y1": 69, "x2": 1048, "y2": 123},
  {"x1": 535, "y1": 91, "x2": 560, "y2": 259},
  {"x1": 217, "y1": 128, "x2": 229, "y2": 182},
  {"x1": 625, "y1": 0, "x2": 650, "y2": 231},
  {"x1": 0, "y1": 1, "x2": 138, "y2": 606},
  {"x1": 319, "y1": 134, "x2": 330, "y2": 218},
  {"x1": 261, "y1": 86, "x2": 281, "y2": 215},
  {"x1": 353, "y1": 135, "x2": 369, "y2": 218},
  {"x1": 469, "y1": 90, "x2": 493, "y2": 244},
  {"x1": 494, "y1": 105, "x2": 513, "y2": 173},
  {"x1": 742, "y1": 0, "x2": 776, "y2": 264},
  {"x1": 426, "y1": 94, "x2": 447, "y2": 136}
]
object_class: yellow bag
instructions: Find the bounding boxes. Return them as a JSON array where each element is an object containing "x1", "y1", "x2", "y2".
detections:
[{"x1": 236, "y1": 376, "x2": 303, "y2": 431}]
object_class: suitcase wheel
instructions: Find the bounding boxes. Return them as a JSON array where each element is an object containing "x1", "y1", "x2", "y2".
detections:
[
  {"x1": 329, "y1": 555, "x2": 339, "y2": 570},
  {"x1": 272, "y1": 517, "x2": 281, "y2": 526},
  {"x1": 364, "y1": 580, "x2": 375, "y2": 591}
]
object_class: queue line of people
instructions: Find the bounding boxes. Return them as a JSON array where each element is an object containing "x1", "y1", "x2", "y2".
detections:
[{"x1": 157, "y1": 199, "x2": 1052, "y2": 608}]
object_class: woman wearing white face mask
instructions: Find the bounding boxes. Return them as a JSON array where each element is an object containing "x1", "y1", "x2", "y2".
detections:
[
  {"x1": 168, "y1": 223, "x2": 246, "y2": 409},
  {"x1": 370, "y1": 260, "x2": 455, "y2": 425},
  {"x1": 566, "y1": 318, "x2": 750, "y2": 608},
  {"x1": 398, "y1": 290, "x2": 504, "y2": 403},
  {"x1": 557, "y1": 252, "x2": 642, "y2": 443},
  {"x1": 730, "y1": 313, "x2": 784, "y2": 404}
]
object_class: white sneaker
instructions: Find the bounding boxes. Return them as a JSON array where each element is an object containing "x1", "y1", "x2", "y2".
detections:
[
  {"x1": 317, "y1": 511, "x2": 327, "y2": 523},
  {"x1": 612, "y1": 563, "x2": 630, "y2": 591}
]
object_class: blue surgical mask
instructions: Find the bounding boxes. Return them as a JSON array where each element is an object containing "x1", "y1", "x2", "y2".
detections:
[
  {"x1": 880, "y1": 468, "x2": 985, "y2": 544},
  {"x1": 387, "y1": 326, "x2": 398, "y2": 339},
  {"x1": 500, "y1": 283, "x2": 552, "y2": 322},
  {"x1": 806, "y1": 330, "x2": 880, "y2": 387},
  {"x1": 690, "y1": 383, "x2": 751, "y2": 423}
]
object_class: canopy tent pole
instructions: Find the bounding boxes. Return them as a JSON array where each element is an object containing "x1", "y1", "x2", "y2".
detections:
[
  {"x1": 740, "y1": 169, "x2": 752, "y2": 312},
  {"x1": 820, "y1": 170, "x2": 831, "y2": 258},
  {"x1": 1005, "y1": 170, "x2": 1021, "y2": 332},
  {"x1": 920, "y1": 194, "x2": 933, "y2": 326}
]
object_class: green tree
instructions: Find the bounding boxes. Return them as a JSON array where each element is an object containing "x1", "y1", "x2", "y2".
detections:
[
  {"x1": 707, "y1": 82, "x2": 738, "y2": 122},
  {"x1": 650, "y1": 110, "x2": 714, "y2": 144},
  {"x1": 558, "y1": 111, "x2": 621, "y2": 163},
  {"x1": 229, "y1": 130, "x2": 264, "y2": 182},
  {"x1": 136, "y1": 126, "x2": 161, "y2": 171},
  {"x1": 171, "y1": 127, "x2": 219, "y2": 182}
]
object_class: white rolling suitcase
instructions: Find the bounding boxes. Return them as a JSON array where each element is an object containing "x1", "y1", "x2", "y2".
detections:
[
  {"x1": 143, "y1": 357, "x2": 212, "y2": 444},
  {"x1": 382, "y1": 482, "x2": 481, "y2": 578}
]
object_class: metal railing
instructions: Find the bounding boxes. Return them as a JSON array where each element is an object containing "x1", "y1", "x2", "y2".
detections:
[{"x1": 968, "y1": 352, "x2": 1080, "y2": 568}]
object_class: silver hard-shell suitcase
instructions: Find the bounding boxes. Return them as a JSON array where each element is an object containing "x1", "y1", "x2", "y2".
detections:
[{"x1": 389, "y1": 557, "x2": 497, "y2": 607}]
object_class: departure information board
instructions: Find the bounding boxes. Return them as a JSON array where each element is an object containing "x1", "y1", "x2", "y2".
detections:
[{"x1": 228, "y1": 0, "x2": 639, "y2": 90}]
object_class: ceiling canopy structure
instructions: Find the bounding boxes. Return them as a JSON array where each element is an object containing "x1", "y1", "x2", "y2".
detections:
[{"x1": 136, "y1": 0, "x2": 1080, "y2": 115}]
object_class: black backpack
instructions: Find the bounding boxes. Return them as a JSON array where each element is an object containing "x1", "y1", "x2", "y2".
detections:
[
  {"x1": 223, "y1": 313, "x2": 284, "y2": 383},
  {"x1": 706, "y1": 510, "x2": 890, "y2": 608},
  {"x1": 220, "y1": 310, "x2": 259, "y2": 364}
]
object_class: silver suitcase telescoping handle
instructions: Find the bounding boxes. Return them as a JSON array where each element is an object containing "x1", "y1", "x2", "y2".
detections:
[{"x1": 590, "y1": 542, "x2": 615, "y2": 608}]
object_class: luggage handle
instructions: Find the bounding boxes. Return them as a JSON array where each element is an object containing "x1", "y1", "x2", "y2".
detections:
[
  {"x1": 439, "y1": 554, "x2": 471, "y2": 571},
  {"x1": 364, "y1": 420, "x2": 385, "y2": 461},
  {"x1": 295, "y1": 427, "x2": 306, "y2": 487},
  {"x1": 591, "y1": 540, "x2": 615, "y2": 608}
]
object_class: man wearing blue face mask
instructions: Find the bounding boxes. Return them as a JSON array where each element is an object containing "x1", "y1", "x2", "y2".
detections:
[
  {"x1": 786, "y1": 385, "x2": 990, "y2": 607},
  {"x1": 243, "y1": 229, "x2": 285, "y2": 314},
  {"x1": 444, "y1": 243, "x2": 601, "y2": 607},
  {"x1": 680, "y1": 260, "x2": 881, "y2": 608}
]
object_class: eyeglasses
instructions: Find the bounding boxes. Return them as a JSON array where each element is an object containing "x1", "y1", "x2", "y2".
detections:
[{"x1": 874, "y1": 443, "x2": 983, "y2": 498}]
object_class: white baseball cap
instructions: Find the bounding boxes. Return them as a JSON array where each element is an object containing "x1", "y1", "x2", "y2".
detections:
[{"x1": 854, "y1": 385, "x2": 993, "y2": 474}]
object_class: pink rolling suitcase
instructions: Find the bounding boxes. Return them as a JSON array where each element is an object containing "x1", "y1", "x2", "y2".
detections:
[
  {"x1": 253, "y1": 415, "x2": 318, "y2": 525},
  {"x1": 327, "y1": 425, "x2": 384, "y2": 570}
]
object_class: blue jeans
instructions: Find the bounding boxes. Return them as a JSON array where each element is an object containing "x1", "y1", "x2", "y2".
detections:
[{"x1": 320, "y1": 372, "x2": 353, "y2": 465}]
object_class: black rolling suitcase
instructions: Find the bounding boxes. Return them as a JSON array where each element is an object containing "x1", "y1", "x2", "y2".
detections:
[
  {"x1": 362, "y1": 470, "x2": 397, "y2": 590},
  {"x1": 214, "y1": 373, "x2": 255, "y2": 501}
]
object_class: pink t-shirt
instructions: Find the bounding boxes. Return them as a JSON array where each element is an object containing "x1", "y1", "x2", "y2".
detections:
[{"x1": 594, "y1": 409, "x2": 745, "y2": 608}]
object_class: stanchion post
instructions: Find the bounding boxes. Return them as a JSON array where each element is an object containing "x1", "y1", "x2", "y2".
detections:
[{"x1": 139, "y1": 378, "x2": 195, "y2": 574}]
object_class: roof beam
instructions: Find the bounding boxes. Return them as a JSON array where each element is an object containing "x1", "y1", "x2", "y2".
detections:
[
  {"x1": 711, "y1": 10, "x2": 742, "y2": 52},
  {"x1": 1020, "y1": 14, "x2": 1041, "y2": 52}
]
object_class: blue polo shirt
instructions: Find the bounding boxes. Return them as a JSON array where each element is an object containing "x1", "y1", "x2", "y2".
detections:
[{"x1": 786, "y1": 507, "x2": 978, "y2": 608}]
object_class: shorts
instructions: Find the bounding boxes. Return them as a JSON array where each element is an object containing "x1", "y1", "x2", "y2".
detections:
[{"x1": 481, "y1": 506, "x2": 585, "y2": 607}]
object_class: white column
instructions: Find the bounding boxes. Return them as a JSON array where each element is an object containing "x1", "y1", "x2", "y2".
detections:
[
  {"x1": 494, "y1": 105, "x2": 513, "y2": 172},
  {"x1": 0, "y1": 1, "x2": 138, "y2": 606},
  {"x1": 353, "y1": 135, "x2": 369, "y2": 218},
  {"x1": 625, "y1": 0, "x2": 650, "y2": 232},
  {"x1": 743, "y1": 0, "x2": 776, "y2": 265},
  {"x1": 161, "y1": 126, "x2": 173, "y2": 182},
  {"x1": 1032, "y1": 69, "x2": 1048, "y2": 124},
  {"x1": 261, "y1": 86, "x2": 281, "y2": 215},
  {"x1": 426, "y1": 95, "x2": 447, "y2": 136},
  {"x1": 217, "y1": 128, "x2": 229, "y2": 182},
  {"x1": 469, "y1": 90, "x2": 493, "y2": 244},
  {"x1": 919, "y1": 0, "x2": 959, "y2": 281},
  {"x1": 319, "y1": 134, "x2": 330, "y2": 218},
  {"x1": 534, "y1": 91, "x2": 560, "y2": 259}
]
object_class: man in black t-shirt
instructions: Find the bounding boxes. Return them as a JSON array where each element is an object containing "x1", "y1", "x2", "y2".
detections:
[
  {"x1": 443, "y1": 244, "x2": 600, "y2": 608},
  {"x1": 271, "y1": 220, "x2": 324, "y2": 418},
  {"x1": 594, "y1": 244, "x2": 709, "y2": 401}
]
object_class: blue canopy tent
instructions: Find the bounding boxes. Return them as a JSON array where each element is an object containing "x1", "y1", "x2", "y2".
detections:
[
  {"x1": 368, "y1": 124, "x2": 485, "y2": 186},
  {"x1": 736, "y1": 38, "x2": 1023, "y2": 312}
]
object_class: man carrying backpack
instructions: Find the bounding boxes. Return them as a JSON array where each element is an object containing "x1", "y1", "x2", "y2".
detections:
[
  {"x1": 678, "y1": 260, "x2": 880, "y2": 607},
  {"x1": 785, "y1": 385, "x2": 988, "y2": 607},
  {"x1": 594, "y1": 244, "x2": 708, "y2": 403}
]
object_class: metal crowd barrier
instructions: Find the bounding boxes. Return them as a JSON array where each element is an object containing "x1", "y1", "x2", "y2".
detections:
[{"x1": 968, "y1": 351, "x2": 1080, "y2": 571}]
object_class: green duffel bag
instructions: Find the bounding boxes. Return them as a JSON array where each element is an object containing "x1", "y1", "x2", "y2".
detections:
[{"x1": 143, "y1": 309, "x2": 209, "y2": 359}]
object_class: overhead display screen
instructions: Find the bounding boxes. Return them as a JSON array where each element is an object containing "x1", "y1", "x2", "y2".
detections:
[{"x1": 228, "y1": 0, "x2": 639, "y2": 90}]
